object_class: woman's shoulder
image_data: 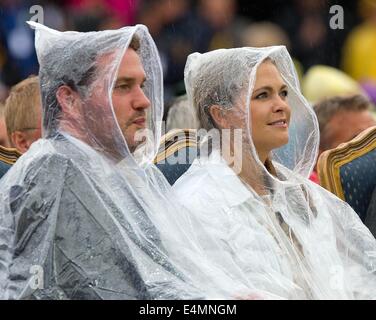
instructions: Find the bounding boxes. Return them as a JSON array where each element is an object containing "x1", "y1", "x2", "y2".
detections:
[
  {"x1": 173, "y1": 155, "x2": 252, "y2": 210},
  {"x1": 173, "y1": 158, "x2": 217, "y2": 204}
]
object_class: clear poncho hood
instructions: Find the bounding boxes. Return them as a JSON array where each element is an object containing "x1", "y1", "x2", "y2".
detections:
[
  {"x1": 31, "y1": 21, "x2": 163, "y2": 167},
  {"x1": 185, "y1": 46, "x2": 320, "y2": 181}
]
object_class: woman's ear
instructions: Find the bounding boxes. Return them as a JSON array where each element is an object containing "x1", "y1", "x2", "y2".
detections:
[
  {"x1": 56, "y1": 85, "x2": 80, "y2": 115},
  {"x1": 208, "y1": 105, "x2": 227, "y2": 129}
]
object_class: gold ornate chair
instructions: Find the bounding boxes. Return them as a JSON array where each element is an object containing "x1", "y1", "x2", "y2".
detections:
[
  {"x1": 0, "y1": 145, "x2": 21, "y2": 179},
  {"x1": 154, "y1": 129, "x2": 198, "y2": 185},
  {"x1": 317, "y1": 126, "x2": 376, "y2": 222}
]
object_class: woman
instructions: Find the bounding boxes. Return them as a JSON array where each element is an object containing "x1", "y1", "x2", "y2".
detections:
[{"x1": 173, "y1": 46, "x2": 376, "y2": 299}]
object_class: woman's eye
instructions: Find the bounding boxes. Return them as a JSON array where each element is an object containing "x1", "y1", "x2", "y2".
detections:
[{"x1": 255, "y1": 92, "x2": 267, "y2": 99}]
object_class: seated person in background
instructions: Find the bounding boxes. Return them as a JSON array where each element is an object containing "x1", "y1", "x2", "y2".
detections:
[
  {"x1": 166, "y1": 94, "x2": 200, "y2": 131},
  {"x1": 4, "y1": 76, "x2": 42, "y2": 154},
  {"x1": 311, "y1": 94, "x2": 376, "y2": 183},
  {"x1": 0, "y1": 102, "x2": 10, "y2": 148},
  {"x1": 0, "y1": 22, "x2": 242, "y2": 300},
  {"x1": 173, "y1": 46, "x2": 376, "y2": 299},
  {"x1": 1, "y1": 103, "x2": 16, "y2": 179}
]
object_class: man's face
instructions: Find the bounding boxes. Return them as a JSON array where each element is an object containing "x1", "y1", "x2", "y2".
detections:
[
  {"x1": 0, "y1": 115, "x2": 10, "y2": 148},
  {"x1": 112, "y1": 48, "x2": 151, "y2": 152},
  {"x1": 324, "y1": 110, "x2": 376, "y2": 150}
]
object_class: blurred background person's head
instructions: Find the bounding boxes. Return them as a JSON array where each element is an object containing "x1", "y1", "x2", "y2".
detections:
[
  {"x1": 4, "y1": 75, "x2": 42, "y2": 153},
  {"x1": 240, "y1": 21, "x2": 303, "y2": 81},
  {"x1": 137, "y1": 0, "x2": 188, "y2": 37},
  {"x1": 0, "y1": 102, "x2": 10, "y2": 148},
  {"x1": 313, "y1": 94, "x2": 376, "y2": 157},
  {"x1": 166, "y1": 94, "x2": 200, "y2": 131},
  {"x1": 241, "y1": 21, "x2": 290, "y2": 48},
  {"x1": 198, "y1": 0, "x2": 237, "y2": 30}
]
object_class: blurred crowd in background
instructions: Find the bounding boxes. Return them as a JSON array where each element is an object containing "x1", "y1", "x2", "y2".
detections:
[{"x1": 1, "y1": 0, "x2": 376, "y2": 118}]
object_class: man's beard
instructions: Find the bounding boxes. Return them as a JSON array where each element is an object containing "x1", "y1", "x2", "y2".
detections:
[{"x1": 122, "y1": 115, "x2": 147, "y2": 153}]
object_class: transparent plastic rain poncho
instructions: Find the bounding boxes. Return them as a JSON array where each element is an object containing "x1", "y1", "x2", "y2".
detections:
[
  {"x1": 173, "y1": 47, "x2": 376, "y2": 299},
  {"x1": 0, "y1": 23, "x2": 259, "y2": 300}
]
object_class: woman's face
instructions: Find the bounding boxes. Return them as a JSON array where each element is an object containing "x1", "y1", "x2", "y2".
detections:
[
  {"x1": 210, "y1": 59, "x2": 291, "y2": 161},
  {"x1": 248, "y1": 60, "x2": 291, "y2": 157}
]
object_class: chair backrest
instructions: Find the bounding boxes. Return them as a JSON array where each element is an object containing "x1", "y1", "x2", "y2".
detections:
[
  {"x1": 0, "y1": 145, "x2": 21, "y2": 165},
  {"x1": 154, "y1": 129, "x2": 198, "y2": 185},
  {"x1": 317, "y1": 126, "x2": 376, "y2": 221},
  {"x1": 0, "y1": 145, "x2": 21, "y2": 179}
]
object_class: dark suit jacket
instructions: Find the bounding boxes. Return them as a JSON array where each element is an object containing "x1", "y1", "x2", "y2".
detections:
[
  {"x1": 0, "y1": 161, "x2": 11, "y2": 180},
  {"x1": 365, "y1": 187, "x2": 376, "y2": 238}
]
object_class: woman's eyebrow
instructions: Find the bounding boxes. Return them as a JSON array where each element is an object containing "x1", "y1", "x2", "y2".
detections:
[
  {"x1": 253, "y1": 84, "x2": 288, "y2": 92},
  {"x1": 253, "y1": 86, "x2": 272, "y2": 92}
]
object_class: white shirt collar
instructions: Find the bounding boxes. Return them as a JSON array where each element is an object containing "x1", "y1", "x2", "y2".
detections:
[{"x1": 175, "y1": 149, "x2": 252, "y2": 208}]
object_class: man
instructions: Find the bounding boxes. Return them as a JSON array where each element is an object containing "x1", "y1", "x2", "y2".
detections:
[
  {"x1": 4, "y1": 76, "x2": 42, "y2": 154},
  {"x1": 312, "y1": 94, "x2": 376, "y2": 183},
  {"x1": 0, "y1": 22, "x2": 229, "y2": 300}
]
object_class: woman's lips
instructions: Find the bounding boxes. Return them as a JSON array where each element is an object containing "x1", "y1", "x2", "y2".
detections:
[{"x1": 268, "y1": 119, "x2": 288, "y2": 128}]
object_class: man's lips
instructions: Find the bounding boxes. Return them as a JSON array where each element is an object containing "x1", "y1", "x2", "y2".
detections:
[
  {"x1": 267, "y1": 119, "x2": 288, "y2": 128},
  {"x1": 132, "y1": 117, "x2": 146, "y2": 126}
]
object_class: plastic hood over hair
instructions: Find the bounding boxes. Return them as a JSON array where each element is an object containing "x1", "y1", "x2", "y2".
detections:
[
  {"x1": 0, "y1": 23, "x2": 257, "y2": 300},
  {"x1": 185, "y1": 46, "x2": 320, "y2": 180},
  {"x1": 177, "y1": 46, "x2": 376, "y2": 299},
  {"x1": 30, "y1": 21, "x2": 163, "y2": 167}
]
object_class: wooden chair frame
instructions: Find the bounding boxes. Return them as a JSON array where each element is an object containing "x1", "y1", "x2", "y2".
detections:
[
  {"x1": 154, "y1": 129, "x2": 197, "y2": 164},
  {"x1": 0, "y1": 145, "x2": 21, "y2": 165},
  {"x1": 317, "y1": 126, "x2": 376, "y2": 200}
]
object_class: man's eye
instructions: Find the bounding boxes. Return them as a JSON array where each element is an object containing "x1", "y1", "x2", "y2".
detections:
[{"x1": 115, "y1": 84, "x2": 130, "y2": 90}]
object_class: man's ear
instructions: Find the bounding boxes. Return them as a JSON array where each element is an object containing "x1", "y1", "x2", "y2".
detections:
[
  {"x1": 56, "y1": 85, "x2": 80, "y2": 115},
  {"x1": 11, "y1": 131, "x2": 29, "y2": 154},
  {"x1": 208, "y1": 105, "x2": 227, "y2": 129}
]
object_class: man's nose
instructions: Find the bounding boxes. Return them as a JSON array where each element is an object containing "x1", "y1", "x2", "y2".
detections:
[{"x1": 133, "y1": 87, "x2": 151, "y2": 110}]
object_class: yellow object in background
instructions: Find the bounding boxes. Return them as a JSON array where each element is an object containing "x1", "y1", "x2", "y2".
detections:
[
  {"x1": 342, "y1": 22, "x2": 376, "y2": 82},
  {"x1": 302, "y1": 65, "x2": 365, "y2": 104}
]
